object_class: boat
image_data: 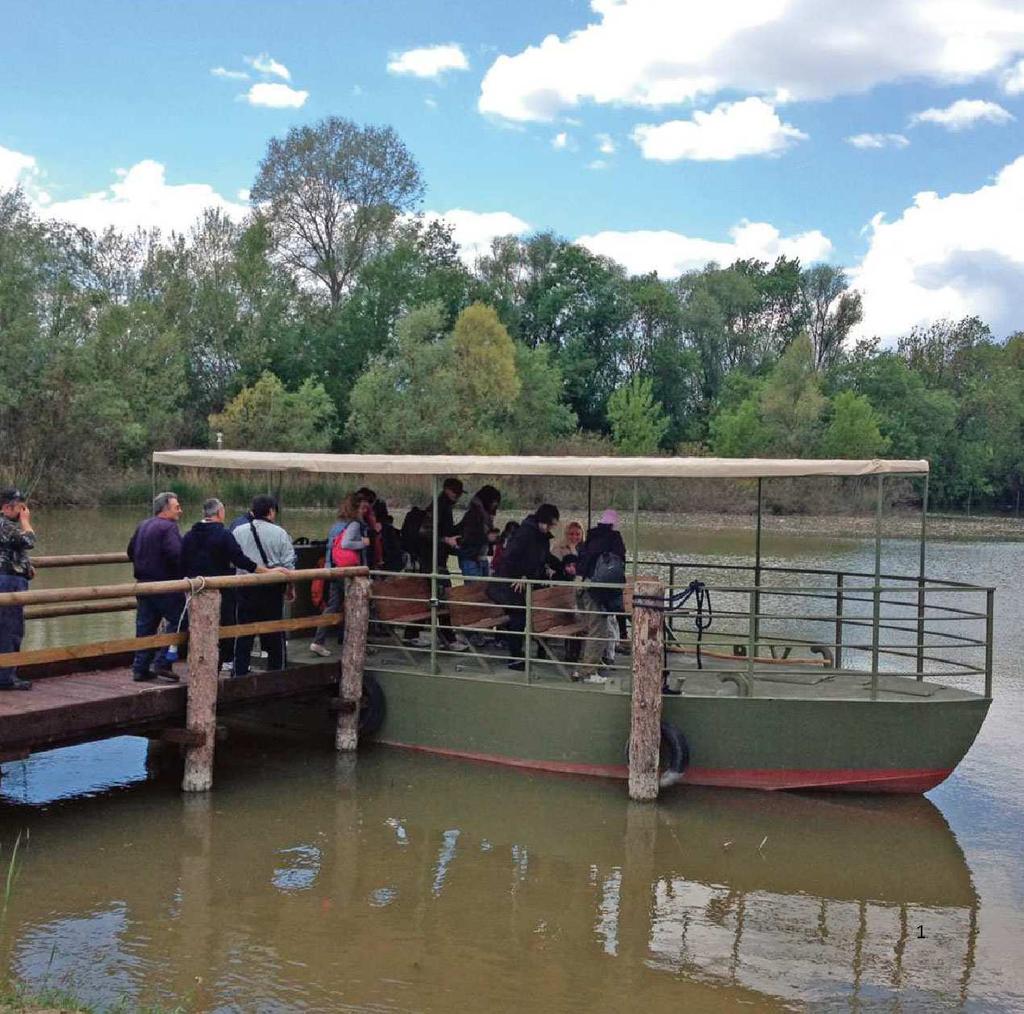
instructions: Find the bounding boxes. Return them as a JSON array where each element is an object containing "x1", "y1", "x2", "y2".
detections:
[{"x1": 151, "y1": 450, "x2": 995, "y2": 794}]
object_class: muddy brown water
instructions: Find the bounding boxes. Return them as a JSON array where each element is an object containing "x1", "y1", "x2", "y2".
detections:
[{"x1": 2, "y1": 508, "x2": 1023, "y2": 1011}]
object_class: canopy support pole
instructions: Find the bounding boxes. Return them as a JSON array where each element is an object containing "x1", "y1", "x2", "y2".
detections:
[
  {"x1": 632, "y1": 479, "x2": 639, "y2": 580},
  {"x1": 430, "y1": 474, "x2": 439, "y2": 675},
  {"x1": 871, "y1": 475, "x2": 884, "y2": 695},
  {"x1": 753, "y1": 478, "x2": 763, "y2": 650},
  {"x1": 586, "y1": 476, "x2": 593, "y2": 531},
  {"x1": 916, "y1": 474, "x2": 929, "y2": 679},
  {"x1": 151, "y1": 458, "x2": 157, "y2": 502}
]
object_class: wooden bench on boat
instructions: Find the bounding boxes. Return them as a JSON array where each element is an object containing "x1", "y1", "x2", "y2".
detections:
[
  {"x1": 447, "y1": 583, "x2": 510, "y2": 673},
  {"x1": 370, "y1": 575, "x2": 433, "y2": 664},
  {"x1": 530, "y1": 584, "x2": 588, "y2": 679}
]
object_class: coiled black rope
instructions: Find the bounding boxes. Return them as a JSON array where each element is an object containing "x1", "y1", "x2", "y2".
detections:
[{"x1": 634, "y1": 580, "x2": 713, "y2": 669}]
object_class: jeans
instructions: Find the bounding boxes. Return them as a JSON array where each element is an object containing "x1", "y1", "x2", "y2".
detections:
[
  {"x1": 0, "y1": 575, "x2": 28, "y2": 686},
  {"x1": 459, "y1": 556, "x2": 489, "y2": 579},
  {"x1": 132, "y1": 592, "x2": 187, "y2": 676},
  {"x1": 235, "y1": 585, "x2": 285, "y2": 676},
  {"x1": 312, "y1": 580, "x2": 344, "y2": 646},
  {"x1": 581, "y1": 591, "x2": 617, "y2": 669}
]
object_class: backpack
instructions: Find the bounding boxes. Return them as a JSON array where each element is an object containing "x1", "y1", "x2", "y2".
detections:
[
  {"x1": 331, "y1": 524, "x2": 363, "y2": 569},
  {"x1": 590, "y1": 551, "x2": 625, "y2": 612},
  {"x1": 400, "y1": 506, "x2": 426, "y2": 556}
]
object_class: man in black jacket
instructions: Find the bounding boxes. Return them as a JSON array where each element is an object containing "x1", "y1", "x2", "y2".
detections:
[
  {"x1": 181, "y1": 497, "x2": 276, "y2": 667},
  {"x1": 576, "y1": 509, "x2": 628, "y2": 679},
  {"x1": 487, "y1": 503, "x2": 561, "y2": 669}
]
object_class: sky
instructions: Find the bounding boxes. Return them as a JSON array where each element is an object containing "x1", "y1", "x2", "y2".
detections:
[{"x1": 3, "y1": 0, "x2": 1024, "y2": 339}]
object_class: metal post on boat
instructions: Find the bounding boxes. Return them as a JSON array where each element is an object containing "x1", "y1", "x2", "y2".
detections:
[
  {"x1": 336, "y1": 574, "x2": 371, "y2": 751},
  {"x1": 746, "y1": 588, "x2": 757, "y2": 683},
  {"x1": 834, "y1": 572, "x2": 844, "y2": 670},
  {"x1": 524, "y1": 581, "x2": 533, "y2": 684},
  {"x1": 631, "y1": 479, "x2": 640, "y2": 581},
  {"x1": 985, "y1": 588, "x2": 994, "y2": 699},
  {"x1": 753, "y1": 478, "x2": 763, "y2": 651},
  {"x1": 182, "y1": 585, "x2": 222, "y2": 792},
  {"x1": 150, "y1": 456, "x2": 157, "y2": 502},
  {"x1": 870, "y1": 475, "x2": 884, "y2": 695},
  {"x1": 430, "y1": 474, "x2": 439, "y2": 676},
  {"x1": 587, "y1": 475, "x2": 593, "y2": 531},
  {"x1": 629, "y1": 578, "x2": 665, "y2": 801},
  {"x1": 916, "y1": 473, "x2": 929, "y2": 679}
]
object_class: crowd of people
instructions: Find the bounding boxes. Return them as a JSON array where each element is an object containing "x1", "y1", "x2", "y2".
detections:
[{"x1": 0, "y1": 478, "x2": 631, "y2": 690}]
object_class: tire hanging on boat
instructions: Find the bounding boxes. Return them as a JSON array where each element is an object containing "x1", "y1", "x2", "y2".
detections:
[
  {"x1": 626, "y1": 720, "x2": 689, "y2": 788},
  {"x1": 359, "y1": 673, "x2": 386, "y2": 737}
]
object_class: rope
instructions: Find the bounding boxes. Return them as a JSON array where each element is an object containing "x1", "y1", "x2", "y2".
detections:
[{"x1": 634, "y1": 580, "x2": 714, "y2": 670}]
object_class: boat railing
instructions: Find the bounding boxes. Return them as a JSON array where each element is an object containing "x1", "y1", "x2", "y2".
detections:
[{"x1": 5, "y1": 555, "x2": 995, "y2": 700}]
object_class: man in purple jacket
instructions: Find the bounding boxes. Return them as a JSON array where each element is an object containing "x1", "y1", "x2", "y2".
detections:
[{"x1": 127, "y1": 491, "x2": 186, "y2": 682}]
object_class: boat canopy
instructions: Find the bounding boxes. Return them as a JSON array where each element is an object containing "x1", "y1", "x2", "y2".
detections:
[{"x1": 152, "y1": 450, "x2": 929, "y2": 480}]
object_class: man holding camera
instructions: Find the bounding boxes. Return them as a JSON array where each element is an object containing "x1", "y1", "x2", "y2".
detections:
[{"x1": 0, "y1": 488, "x2": 36, "y2": 691}]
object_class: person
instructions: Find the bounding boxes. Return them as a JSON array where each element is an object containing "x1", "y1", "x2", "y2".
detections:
[
  {"x1": 127, "y1": 491, "x2": 186, "y2": 682},
  {"x1": 0, "y1": 488, "x2": 36, "y2": 691},
  {"x1": 551, "y1": 520, "x2": 584, "y2": 581},
  {"x1": 375, "y1": 505, "x2": 405, "y2": 573},
  {"x1": 355, "y1": 487, "x2": 383, "y2": 568},
  {"x1": 232, "y1": 495, "x2": 296, "y2": 676},
  {"x1": 491, "y1": 520, "x2": 519, "y2": 573},
  {"x1": 310, "y1": 498, "x2": 351, "y2": 657},
  {"x1": 487, "y1": 504, "x2": 561, "y2": 670},
  {"x1": 418, "y1": 477, "x2": 464, "y2": 574},
  {"x1": 181, "y1": 497, "x2": 280, "y2": 668},
  {"x1": 576, "y1": 509, "x2": 627, "y2": 681},
  {"x1": 458, "y1": 485, "x2": 501, "y2": 579}
]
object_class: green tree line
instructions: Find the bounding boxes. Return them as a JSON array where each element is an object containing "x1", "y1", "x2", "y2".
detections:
[{"x1": 2, "y1": 116, "x2": 1022, "y2": 509}]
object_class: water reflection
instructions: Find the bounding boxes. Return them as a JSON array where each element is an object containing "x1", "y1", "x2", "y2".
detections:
[{"x1": 0, "y1": 739, "x2": 980, "y2": 1011}]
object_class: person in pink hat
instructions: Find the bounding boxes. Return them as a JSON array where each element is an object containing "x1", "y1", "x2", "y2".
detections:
[{"x1": 575, "y1": 509, "x2": 628, "y2": 682}]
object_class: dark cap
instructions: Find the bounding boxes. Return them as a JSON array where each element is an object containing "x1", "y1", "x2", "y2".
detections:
[
  {"x1": 443, "y1": 477, "x2": 464, "y2": 495},
  {"x1": 534, "y1": 503, "x2": 560, "y2": 526},
  {"x1": 0, "y1": 488, "x2": 26, "y2": 506}
]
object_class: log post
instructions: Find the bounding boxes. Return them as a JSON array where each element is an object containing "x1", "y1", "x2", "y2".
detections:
[
  {"x1": 629, "y1": 579, "x2": 665, "y2": 802},
  {"x1": 183, "y1": 587, "x2": 221, "y2": 792},
  {"x1": 336, "y1": 574, "x2": 371, "y2": 752}
]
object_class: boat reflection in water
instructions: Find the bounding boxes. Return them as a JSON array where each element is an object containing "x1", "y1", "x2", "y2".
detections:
[{"x1": 0, "y1": 735, "x2": 979, "y2": 1011}]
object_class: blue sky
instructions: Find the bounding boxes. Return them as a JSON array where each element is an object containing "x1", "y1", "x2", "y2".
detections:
[{"x1": 3, "y1": 0, "x2": 1024, "y2": 337}]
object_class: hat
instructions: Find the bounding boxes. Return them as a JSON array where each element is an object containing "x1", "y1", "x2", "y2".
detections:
[
  {"x1": 0, "y1": 488, "x2": 26, "y2": 506},
  {"x1": 600, "y1": 509, "x2": 620, "y2": 527},
  {"x1": 443, "y1": 477, "x2": 465, "y2": 495},
  {"x1": 534, "y1": 503, "x2": 560, "y2": 526}
]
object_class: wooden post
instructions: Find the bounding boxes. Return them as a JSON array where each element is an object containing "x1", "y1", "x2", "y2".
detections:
[
  {"x1": 336, "y1": 574, "x2": 371, "y2": 751},
  {"x1": 629, "y1": 578, "x2": 665, "y2": 802},
  {"x1": 183, "y1": 587, "x2": 221, "y2": 792}
]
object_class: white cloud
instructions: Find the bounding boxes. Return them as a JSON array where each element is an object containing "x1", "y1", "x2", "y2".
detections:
[
  {"x1": 423, "y1": 208, "x2": 531, "y2": 263},
  {"x1": 587, "y1": 159, "x2": 609, "y2": 170},
  {"x1": 595, "y1": 132, "x2": 616, "y2": 155},
  {"x1": 236, "y1": 188, "x2": 251, "y2": 202},
  {"x1": 245, "y1": 53, "x2": 291, "y2": 81},
  {"x1": 244, "y1": 82, "x2": 309, "y2": 108},
  {"x1": 552, "y1": 131, "x2": 570, "y2": 150},
  {"x1": 387, "y1": 44, "x2": 469, "y2": 79},
  {"x1": 1003, "y1": 57, "x2": 1024, "y2": 94},
  {"x1": 479, "y1": 0, "x2": 1024, "y2": 122},
  {"x1": 35, "y1": 159, "x2": 248, "y2": 235},
  {"x1": 0, "y1": 144, "x2": 40, "y2": 191},
  {"x1": 853, "y1": 155, "x2": 1024, "y2": 338},
  {"x1": 846, "y1": 132, "x2": 910, "y2": 149},
  {"x1": 424, "y1": 96, "x2": 438, "y2": 110},
  {"x1": 211, "y1": 66, "x2": 249, "y2": 81},
  {"x1": 577, "y1": 220, "x2": 832, "y2": 277},
  {"x1": 910, "y1": 98, "x2": 1014, "y2": 130},
  {"x1": 632, "y1": 97, "x2": 806, "y2": 161}
]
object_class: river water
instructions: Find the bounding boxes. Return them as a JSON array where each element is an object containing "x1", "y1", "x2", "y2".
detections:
[{"x1": 1, "y1": 508, "x2": 1022, "y2": 1012}]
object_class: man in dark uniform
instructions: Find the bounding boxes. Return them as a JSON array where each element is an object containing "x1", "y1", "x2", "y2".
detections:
[{"x1": 0, "y1": 488, "x2": 35, "y2": 691}]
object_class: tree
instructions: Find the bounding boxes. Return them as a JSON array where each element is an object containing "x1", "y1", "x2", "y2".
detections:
[
  {"x1": 210, "y1": 371, "x2": 337, "y2": 451},
  {"x1": 801, "y1": 264, "x2": 863, "y2": 371},
  {"x1": 758, "y1": 333, "x2": 826, "y2": 454},
  {"x1": 820, "y1": 391, "x2": 889, "y2": 458},
  {"x1": 251, "y1": 116, "x2": 424, "y2": 305},
  {"x1": 451, "y1": 302, "x2": 520, "y2": 411},
  {"x1": 606, "y1": 377, "x2": 670, "y2": 455}
]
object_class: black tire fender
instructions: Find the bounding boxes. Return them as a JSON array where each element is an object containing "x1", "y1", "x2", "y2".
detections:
[
  {"x1": 359, "y1": 673, "x2": 386, "y2": 737},
  {"x1": 626, "y1": 720, "x2": 689, "y2": 788}
]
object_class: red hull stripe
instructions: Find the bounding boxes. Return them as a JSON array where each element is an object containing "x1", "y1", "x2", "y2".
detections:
[{"x1": 377, "y1": 740, "x2": 952, "y2": 794}]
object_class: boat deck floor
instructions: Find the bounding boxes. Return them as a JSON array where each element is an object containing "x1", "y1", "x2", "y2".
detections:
[{"x1": 0, "y1": 634, "x2": 981, "y2": 763}]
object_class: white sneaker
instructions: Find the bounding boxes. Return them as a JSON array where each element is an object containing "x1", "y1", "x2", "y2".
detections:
[
  {"x1": 405, "y1": 635, "x2": 432, "y2": 648},
  {"x1": 584, "y1": 674, "x2": 609, "y2": 685},
  {"x1": 448, "y1": 637, "x2": 470, "y2": 652},
  {"x1": 309, "y1": 643, "x2": 331, "y2": 657}
]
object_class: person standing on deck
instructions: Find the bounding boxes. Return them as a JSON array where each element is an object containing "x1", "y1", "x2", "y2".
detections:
[
  {"x1": 458, "y1": 485, "x2": 501, "y2": 579},
  {"x1": 576, "y1": 509, "x2": 627, "y2": 681},
  {"x1": 487, "y1": 504, "x2": 561, "y2": 670},
  {"x1": 232, "y1": 495, "x2": 296, "y2": 677},
  {"x1": 0, "y1": 488, "x2": 36, "y2": 691},
  {"x1": 127, "y1": 491, "x2": 186, "y2": 683},
  {"x1": 309, "y1": 498, "x2": 350, "y2": 657},
  {"x1": 181, "y1": 498, "x2": 281, "y2": 669}
]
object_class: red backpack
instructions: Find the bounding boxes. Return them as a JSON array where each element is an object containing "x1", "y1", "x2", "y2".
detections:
[{"x1": 331, "y1": 523, "x2": 363, "y2": 569}]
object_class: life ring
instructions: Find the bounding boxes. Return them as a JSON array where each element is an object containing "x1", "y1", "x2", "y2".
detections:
[
  {"x1": 311, "y1": 555, "x2": 327, "y2": 610},
  {"x1": 359, "y1": 673, "x2": 386, "y2": 737},
  {"x1": 627, "y1": 720, "x2": 689, "y2": 788}
]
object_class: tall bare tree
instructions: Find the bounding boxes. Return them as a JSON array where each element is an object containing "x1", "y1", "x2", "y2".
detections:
[
  {"x1": 251, "y1": 116, "x2": 424, "y2": 306},
  {"x1": 801, "y1": 264, "x2": 863, "y2": 371}
]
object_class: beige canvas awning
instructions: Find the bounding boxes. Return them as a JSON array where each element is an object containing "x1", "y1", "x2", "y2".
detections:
[{"x1": 153, "y1": 450, "x2": 928, "y2": 479}]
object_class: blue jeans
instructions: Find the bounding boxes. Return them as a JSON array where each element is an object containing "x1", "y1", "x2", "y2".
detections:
[
  {"x1": 0, "y1": 575, "x2": 28, "y2": 686},
  {"x1": 133, "y1": 592, "x2": 187, "y2": 675},
  {"x1": 459, "y1": 557, "x2": 489, "y2": 579}
]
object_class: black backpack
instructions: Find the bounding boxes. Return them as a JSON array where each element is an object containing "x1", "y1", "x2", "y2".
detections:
[
  {"x1": 589, "y1": 551, "x2": 625, "y2": 611},
  {"x1": 400, "y1": 506, "x2": 426, "y2": 556}
]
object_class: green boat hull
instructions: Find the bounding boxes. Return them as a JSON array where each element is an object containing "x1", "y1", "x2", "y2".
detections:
[{"x1": 368, "y1": 669, "x2": 991, "y2": 794}]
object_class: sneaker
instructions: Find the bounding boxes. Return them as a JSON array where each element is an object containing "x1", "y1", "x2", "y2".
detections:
[
  {"x1": 152, "y1": 664, "x2": 180, "y2": 683},
  {"x1": 309, "y1": 643, "x2": 331, "y2": 657},
  {"x1": 662, "y1": 682, "x2": 683, "y2": 696},
  {"x1": 0, "y1": 678, "x2": 32, "y2": 691},
  {"x1": 220, "y1": 662, "x2": 234, "y2": 674},
  {"x1": 448, "y1": 637, "x2": 470, "y2": 652},
  {"x1": 132, "y1": 670, "x2": 155, "y2": 682},
  {"x1": 404, "y1": 635, "x2": 432, "y2": 648},
  {"x1": 584, "y1": 674, "x2": 609, "y2": 685},
  {"x1": 507, "y1": 660, "x2": 526, "y2": 671}
]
